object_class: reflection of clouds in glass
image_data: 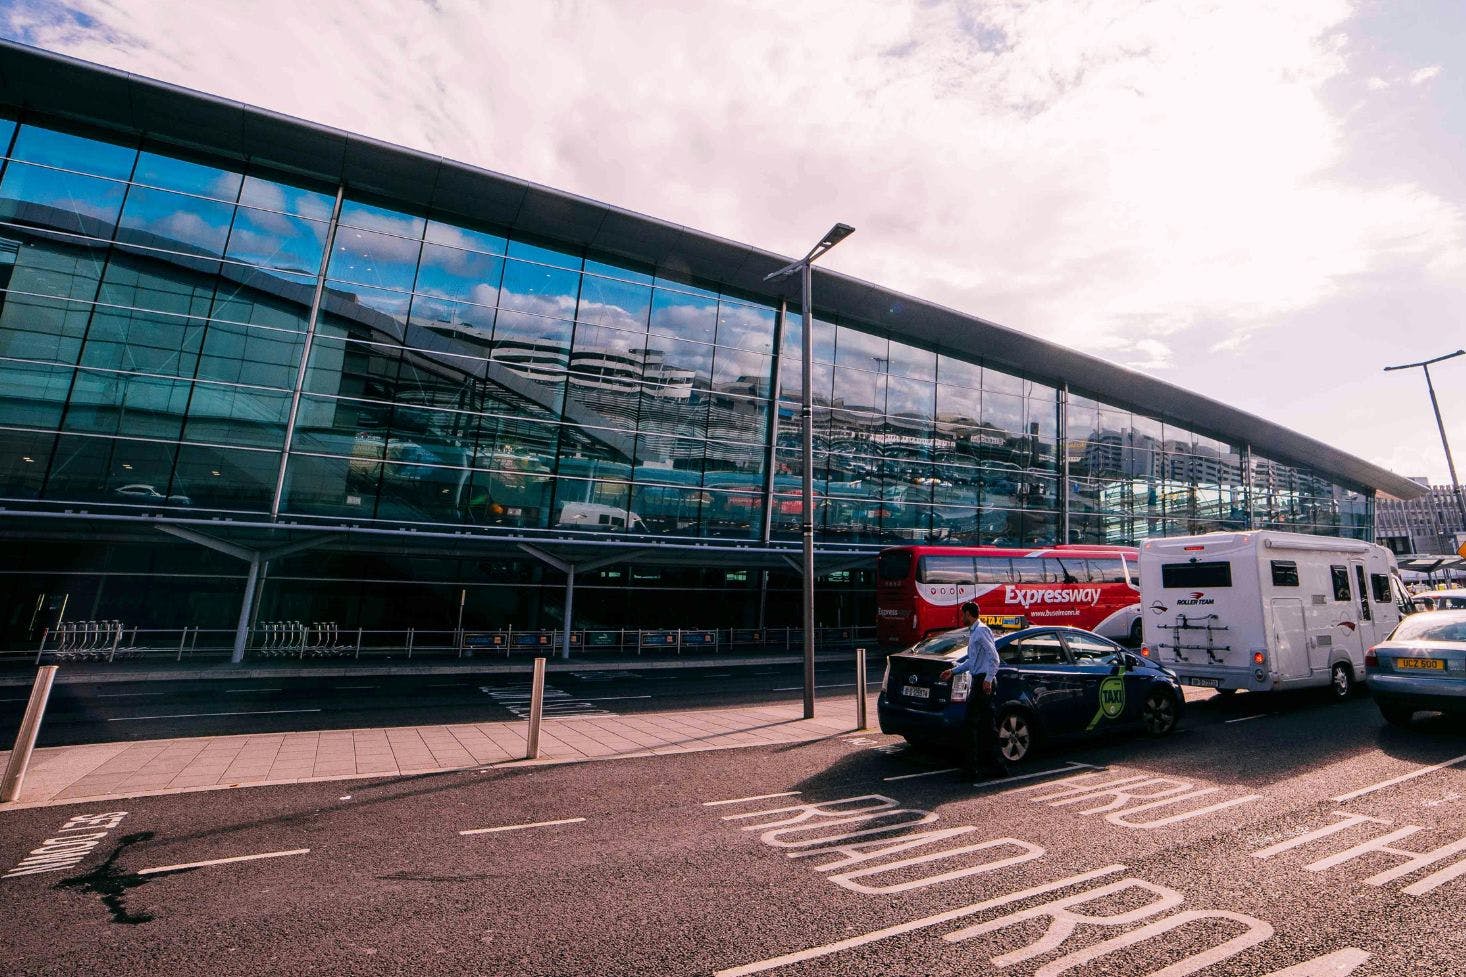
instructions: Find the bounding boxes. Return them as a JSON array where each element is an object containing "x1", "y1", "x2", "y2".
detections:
[
  {"x1": 339, "y1": 201, "x2": 424, "y2": 240},
  {"x1": 497, "y1": 286, "x2": 577, "y2": 320},
  {"x1": 650, "y1": 293, "x2": 716, "y2": 342},
  {"x1": 239, "y1": 176, "x2": 332, "y2": 221},
  {"x1": 426, "y1": 220, "x2": 506, "y2": 256},
  {"x1": 715, "y1": 302, "x2": 775, "y2": 353}
]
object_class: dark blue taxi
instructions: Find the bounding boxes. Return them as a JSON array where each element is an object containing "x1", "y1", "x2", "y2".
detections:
[{"x1": 877, "y1": 626, "x2": 1185, "y2": 764}]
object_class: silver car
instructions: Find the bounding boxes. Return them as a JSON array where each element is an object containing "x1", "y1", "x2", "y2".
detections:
[{"x1": 1366, "y1": 610, "x2": 1466, "y2": 726}]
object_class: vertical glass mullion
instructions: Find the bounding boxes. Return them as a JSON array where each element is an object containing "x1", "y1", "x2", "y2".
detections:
[
  {"x1": 270, "y1": 185, "x2": 344, "y2": 517},
  {"x1": 1057, "y1": 382, "x2": 1069, "y2": 544},
  {"x1": 544, "y1": 262, "x2": 590, "y2": 533},
  {"x1": 759, "y1": 300, "x2": 786, "y2": 544}
]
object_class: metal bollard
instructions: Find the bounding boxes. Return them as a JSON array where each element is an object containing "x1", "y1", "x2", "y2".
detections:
[
  {"x1": 2, "y1": 665, "x2": 59, "y2": 803},
  {"x1": 525, "y1": 656, "x2": 547, "y2": 760},
  {"x1": 855, "y1": 647, "x2": 869, "y2": 731}
]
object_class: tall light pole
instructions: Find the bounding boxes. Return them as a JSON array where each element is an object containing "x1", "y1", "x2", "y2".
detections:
[
  {"x1": 1384, "y1": 349, "x2": 1466, "y2": 549},
  {"x1": 766, "y1": 223, "x2": 855, "y2": 719}
]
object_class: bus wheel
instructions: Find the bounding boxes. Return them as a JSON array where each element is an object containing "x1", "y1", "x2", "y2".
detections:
[
  {"x1": 1329, "y1": 662, "x2": 1353, "y2": 700},
  {"x1": 996, "y1": 709, "x2": 1034, "y2": 764},
  {"x1": 1142, "y1": 689, "x2": 1179, "y2": 736}
]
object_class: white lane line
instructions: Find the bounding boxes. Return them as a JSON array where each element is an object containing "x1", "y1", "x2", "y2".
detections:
[
  {"x1": 577, "y1": 695, "x2": 652, "y2": 702},
  {"x1": 773, "y1": 683, "x2": 857, "y2": 691},
  {"x1": 703, "y1": 791, "x2": 802, "y2": 807},
  {"x1": 224, "y1": 688, "x2": 283, "y2": 693},
  {"x1": 108, "y1": 709, "x2": 323, "y2": 722},
  {"x1": 883, "y1": 767, "x2": 961, "y2": 782},
  {"x1": 137, "y1": 848, "x2": 309, "y2": 875},
  {"x1": 960, "y1": 762, "x2": 1104, "y2": 791},
  {"x1": 336, "y1": 685, "x2": 377, "y2": 690},
  {"x1": 1224, "y1": 714, "x2": 1268, "y2": 724},
  {"x1": 1331, "y1": 752, "x2": 1466, "y2": 803},
  {"x1": 94, "y1": 692, "x2": 170, "y2": 698},
  {"x1": 460, "y1": 817, "x2": 587, "y2": 835}
]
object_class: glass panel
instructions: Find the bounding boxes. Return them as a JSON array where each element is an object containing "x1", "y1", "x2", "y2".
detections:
[
  {"x1": 45, "y1": 433, "x2": 182, "y2": 508},
  {"x1": 0, "y1": 160, "x2": 128, "y2": 235},
  {"x1": 170, "y1": 443, "x2": 279, "y2": 511},
  {"x1": 888, "y1": 340, "x2": 936, "y2": 381},
  {"x1": 405, "y1": 295, "x2": 496, "y2": 353},
  {"x1": 10, "y1": 123, "x2": 135, "y2": 180},
  {"x1": 414, "y1": 242, "x2": 504, "y2": 307},
  {"x1": 835, "y1": 325, "x2": 888, "y2": 372},
  {"x1": 0, "y1": 291, "x2": 93, "y2": 364},
  {"x1": 425, "y1": 219, "x2": 506, "y2": 255},
  {"x1": 238, "y1": 174, "x2": 333, "y2": 220},
  {"x1": 338, "y1": 199, "x2": 425, "y2": 240},
  {"x1": 197, "y1": 320, "x2": 304, "y2": 389},
  {"x1": 115, "y1": 185, "x2": 235, "y2": 257},
  {"x1": 578, "y1": 274, "x2": 651, "y2": 333},
  {"x1": 328, "y1": 224, "x2": 421, "y2": 292},
  {"x1": 508, "y1": 238, "x2": 581, "y2": 270},
  {"x1": 0, "y1": 428, "x2": 54, "y2": 498},
  {"x1": 210, "y1": 268, "x2": 318, "y2": 332},
  {"x1": 62, "y1": 369, "x2": 191, "y2": 440},
  {"x1": 225, "y1": 206, "x2": 328, "y2": 276},
  {"x1": 77, "y1": 304, "x2": 207, "y2": 378},
  {"x1": 0, "y1": 359, "x2": 73, "y2": 428},
  {"x1": 649, "y1": 287, "x2": 716, "y2": 345},
  {"x1": 133, "y1": 150, "x2": 242, "y2": 202},
  {"x1": 938, "y1": 353, "x2": 982, "y2": 390},
  {"x1": 712, "y1": 346, "x2": 772, "y2": 397},
  {"x1": 181, "y1": 382, "x2": 291, "y2": 448}
]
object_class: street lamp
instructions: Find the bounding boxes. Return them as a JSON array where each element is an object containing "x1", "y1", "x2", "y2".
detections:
[
  {"x1": 766, "y1": 223, "x2": 855, "y2": 719},
  {"x1": 1384, "y1": 349, "x2": 1466, "y2": 549}
]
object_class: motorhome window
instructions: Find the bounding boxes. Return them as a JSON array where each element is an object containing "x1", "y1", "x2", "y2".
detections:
[
  {"x1": 1353, "y1": 565, "x2": 1372, "y2": 621},
  {"x1": 877, "y1": 551, "x2": 914, "y2": 581},
  {"x1": 1270, "y1": 561, "x2": 1299, "y2": 587},
  {"x1": 1330, "y1": 566, "x2": 1351, "y2": 602},
  {"x1": 975, "y1": 557, "x2": 1012, "y2": 583},
  {"x1": 1046, "y1": 557, "x2": 1085, "y2": 583},
  {"x1": 1160, "y1": 561, "x2": 1232, "y2": 588},
  {"x1": 919, "y1": 556, "x2": 974, "y2": 584},
  {"x1": 1087, "y1": 559, "x2": 1127, "y2": 584},
  {"x1": 1370, "y1": 574, "x2": 1391, "y2": 603},
  {"x1": 1013, "y1": 557, "x2": 1049, "y2": 583}
]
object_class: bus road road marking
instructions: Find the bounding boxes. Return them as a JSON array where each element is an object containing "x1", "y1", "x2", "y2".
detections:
[
  {"x1": 705, "y1": 791, "x2": 802, "y2": 807},
  {"x1": 460, "y1": 817, "x2": 587, "y2": 835},
  {"x1": 1331, "y1": 752, "x2": 1466, "y2": 803},
  {"x1": 5, "y1": 812, "x2": 128, "y2": 880},
  {"x1": 137, "y1": 848, "x2": 309, "y2": 876},
  {"x1": 108, "y1": 709, "x2": 322, "y2": 721}
]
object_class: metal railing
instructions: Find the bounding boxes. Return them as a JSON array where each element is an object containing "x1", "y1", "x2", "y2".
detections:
[{"x1": 3, "y1": 624, "x2": 878, "y2": 666}]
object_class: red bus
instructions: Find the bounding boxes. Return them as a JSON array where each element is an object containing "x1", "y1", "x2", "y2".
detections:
[{"x1": 876, "y1": 544, "x2": 1142, "y2": 647}]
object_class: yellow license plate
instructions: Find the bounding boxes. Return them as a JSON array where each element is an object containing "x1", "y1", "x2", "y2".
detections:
[
  {"x1": 981, "y1": 614, "x2": 1026, "y2": 632},
  {"x1": 1396, "y1": 658, "x2": 1446, "y2": 670}
]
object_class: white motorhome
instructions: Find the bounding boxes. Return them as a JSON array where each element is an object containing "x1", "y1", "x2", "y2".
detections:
[
  {"x1": 1139, "y1": 530, "x2": 1411, "y2": 698},
  {"x1": 556, "y1": 502, "x2": 646, "y2": 533}
]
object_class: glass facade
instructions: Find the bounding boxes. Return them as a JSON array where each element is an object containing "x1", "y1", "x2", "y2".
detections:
[{"x1": 0, "y1": 110, "x2": 1378, "y2": 635}]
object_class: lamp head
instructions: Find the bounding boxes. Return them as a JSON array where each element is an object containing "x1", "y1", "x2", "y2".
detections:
[{"x1": 820, "y1": 223, "x2": 856, "y2": 248}]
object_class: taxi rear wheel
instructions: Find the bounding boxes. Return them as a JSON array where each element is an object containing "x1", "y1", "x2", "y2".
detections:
[
  {"x1": 1142, "y1": 689, "x2": 1179, "y2": 736},
  {"x1": 996, "y1": 709, "x2": 1034, "y2": 764}
]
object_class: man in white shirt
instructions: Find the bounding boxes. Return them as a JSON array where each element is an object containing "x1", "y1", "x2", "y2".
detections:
[{"x1": 941, "y1": 600, "x2": 1007, "y2": 777}]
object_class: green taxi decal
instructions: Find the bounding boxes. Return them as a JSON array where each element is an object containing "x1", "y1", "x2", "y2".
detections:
[{"x1": 1086, "y1": 660, "x2": 1127, "y2": 730}]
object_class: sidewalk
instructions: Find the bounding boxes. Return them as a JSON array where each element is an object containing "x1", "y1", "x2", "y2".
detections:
[{"x1": 0, "y1": 694, "x2": 878, "y2": 810}]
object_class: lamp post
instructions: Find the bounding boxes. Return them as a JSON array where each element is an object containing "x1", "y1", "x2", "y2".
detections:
[
  {"x1": 1384, "y1": 349, "x2": 1466, "y2": 548},
  {"x1": 766, "y1": 223, "x2": 855, "y2": 719}
]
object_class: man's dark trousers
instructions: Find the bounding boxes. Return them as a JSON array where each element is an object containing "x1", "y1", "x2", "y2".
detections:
[{"x1": 963, "y1": 674, "x2": 1006, "y2": 776}]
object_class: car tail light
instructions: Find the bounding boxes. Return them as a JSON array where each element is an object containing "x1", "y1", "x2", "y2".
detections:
[
  {"x1": 951, "y1": 672, "x2": 972, "y2": 703},
  {"x1": 881, "y1": 658, "x2": 891, "y2": 691},
  {"x1": 1252, "y1": 651, "x2": 1265, "y2": 666},
  {"x1": 1365, "y1": 647, "x2": 1378, "y2": 669},
  {"x1": 1139, "y1": 645, "x2": 1152, "y2": 658}
]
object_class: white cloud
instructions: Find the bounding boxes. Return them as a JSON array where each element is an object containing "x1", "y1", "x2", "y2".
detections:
[
  {"x1": 1409, "y1": 64, "x2": 1443, "y2": 85},
  {"x1": 6, "y1": 0, "x2": 1466, "y2": 482}
]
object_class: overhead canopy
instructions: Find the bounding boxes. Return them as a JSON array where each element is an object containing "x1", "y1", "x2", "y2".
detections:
[{"x1": 0, "y1": 39, "x2": 1427, "y2": 502}]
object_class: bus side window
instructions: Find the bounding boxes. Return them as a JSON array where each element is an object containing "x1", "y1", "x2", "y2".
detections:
[
  {"x1": 919, "y1": 556, "x2": 974, "y2": 584},
  {"x1": 1013, "y1": 557, "x2": 1047, "y2": 583},
  {"x1": 1369, "y1": 573, "x2": 1391, "y2": 604},
  {"x1": 1329, "y1": 566, "x2": 1351, "y2": 602},
  {"x1": 1087, "y1": 559, "x2": 1125, "y2": 584},
  {"x1": 1044, "y1": 557, "x2": 1082, "y2": 583},
  {"x1": 975, "y1": 557, "x2": 1012, "y2": 584}
]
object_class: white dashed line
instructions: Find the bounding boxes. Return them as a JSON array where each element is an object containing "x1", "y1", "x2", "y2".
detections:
[
  {"x1": 94, "y1": 692, "x2": 170, "y2": 698},
  {"x1": 703, "y1": 791, "x2": 802, "y2": 807},
  {"x1": 773, "y1": 683, "x2": 857, "y2": 691},
  {"x1": 137, "y1": 848, "x2": 309, "y2": 875},
  {"x1": 1331, "y1": 752, "x2": 1466, "y2": 803},
  {"x1": 883, "y1": 767, "x2": 961, "y2": 782},
  {"x1": 224, "y1": 688, "x2": 283, "y2": 693},
  {"x1": 460, "y1": 817, "x2": 587, "y2": 835},
  {"x1": 1224, "y1": 714, "x2": 1268, "y2": 724}
]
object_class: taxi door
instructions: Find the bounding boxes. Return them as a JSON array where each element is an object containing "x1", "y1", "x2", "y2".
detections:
[
  {"x1": 1000, "y1": 630, "x2": 1087, "y2": 732},
  {"x1": 1062, "y1": 630, "x2": 1144, "y2": 730}
]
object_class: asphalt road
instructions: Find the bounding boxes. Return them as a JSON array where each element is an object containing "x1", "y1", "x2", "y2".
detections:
[
  {"x1": 2, "y1": 687, "x2": 1463, "y2": 976},
  {"x1": 0, "y1": 661, "x2": 888, "y2": 746}
]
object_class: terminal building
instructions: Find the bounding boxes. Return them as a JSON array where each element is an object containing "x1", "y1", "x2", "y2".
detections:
[{"x1": 0, "y1": 41, "x2": 1426, "y2": 650}]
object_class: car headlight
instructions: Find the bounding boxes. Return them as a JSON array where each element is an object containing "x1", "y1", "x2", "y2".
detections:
[{"x1": 951, "y1": 672, "x2": 972, "y2": 703}]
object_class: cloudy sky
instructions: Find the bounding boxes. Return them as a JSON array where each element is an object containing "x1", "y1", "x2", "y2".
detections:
[{"x1": 4, "y1": 0, "x2": 1465, "y2": 489}]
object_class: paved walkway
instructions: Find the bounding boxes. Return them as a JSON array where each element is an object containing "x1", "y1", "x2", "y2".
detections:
[{"x1": 0, "y1": 695, "x2": 877, "y2": 810}]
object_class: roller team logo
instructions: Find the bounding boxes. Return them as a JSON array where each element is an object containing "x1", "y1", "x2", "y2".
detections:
[{"x1": 1175, "y1": 591, "x2": 1215, "y2": 606}]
